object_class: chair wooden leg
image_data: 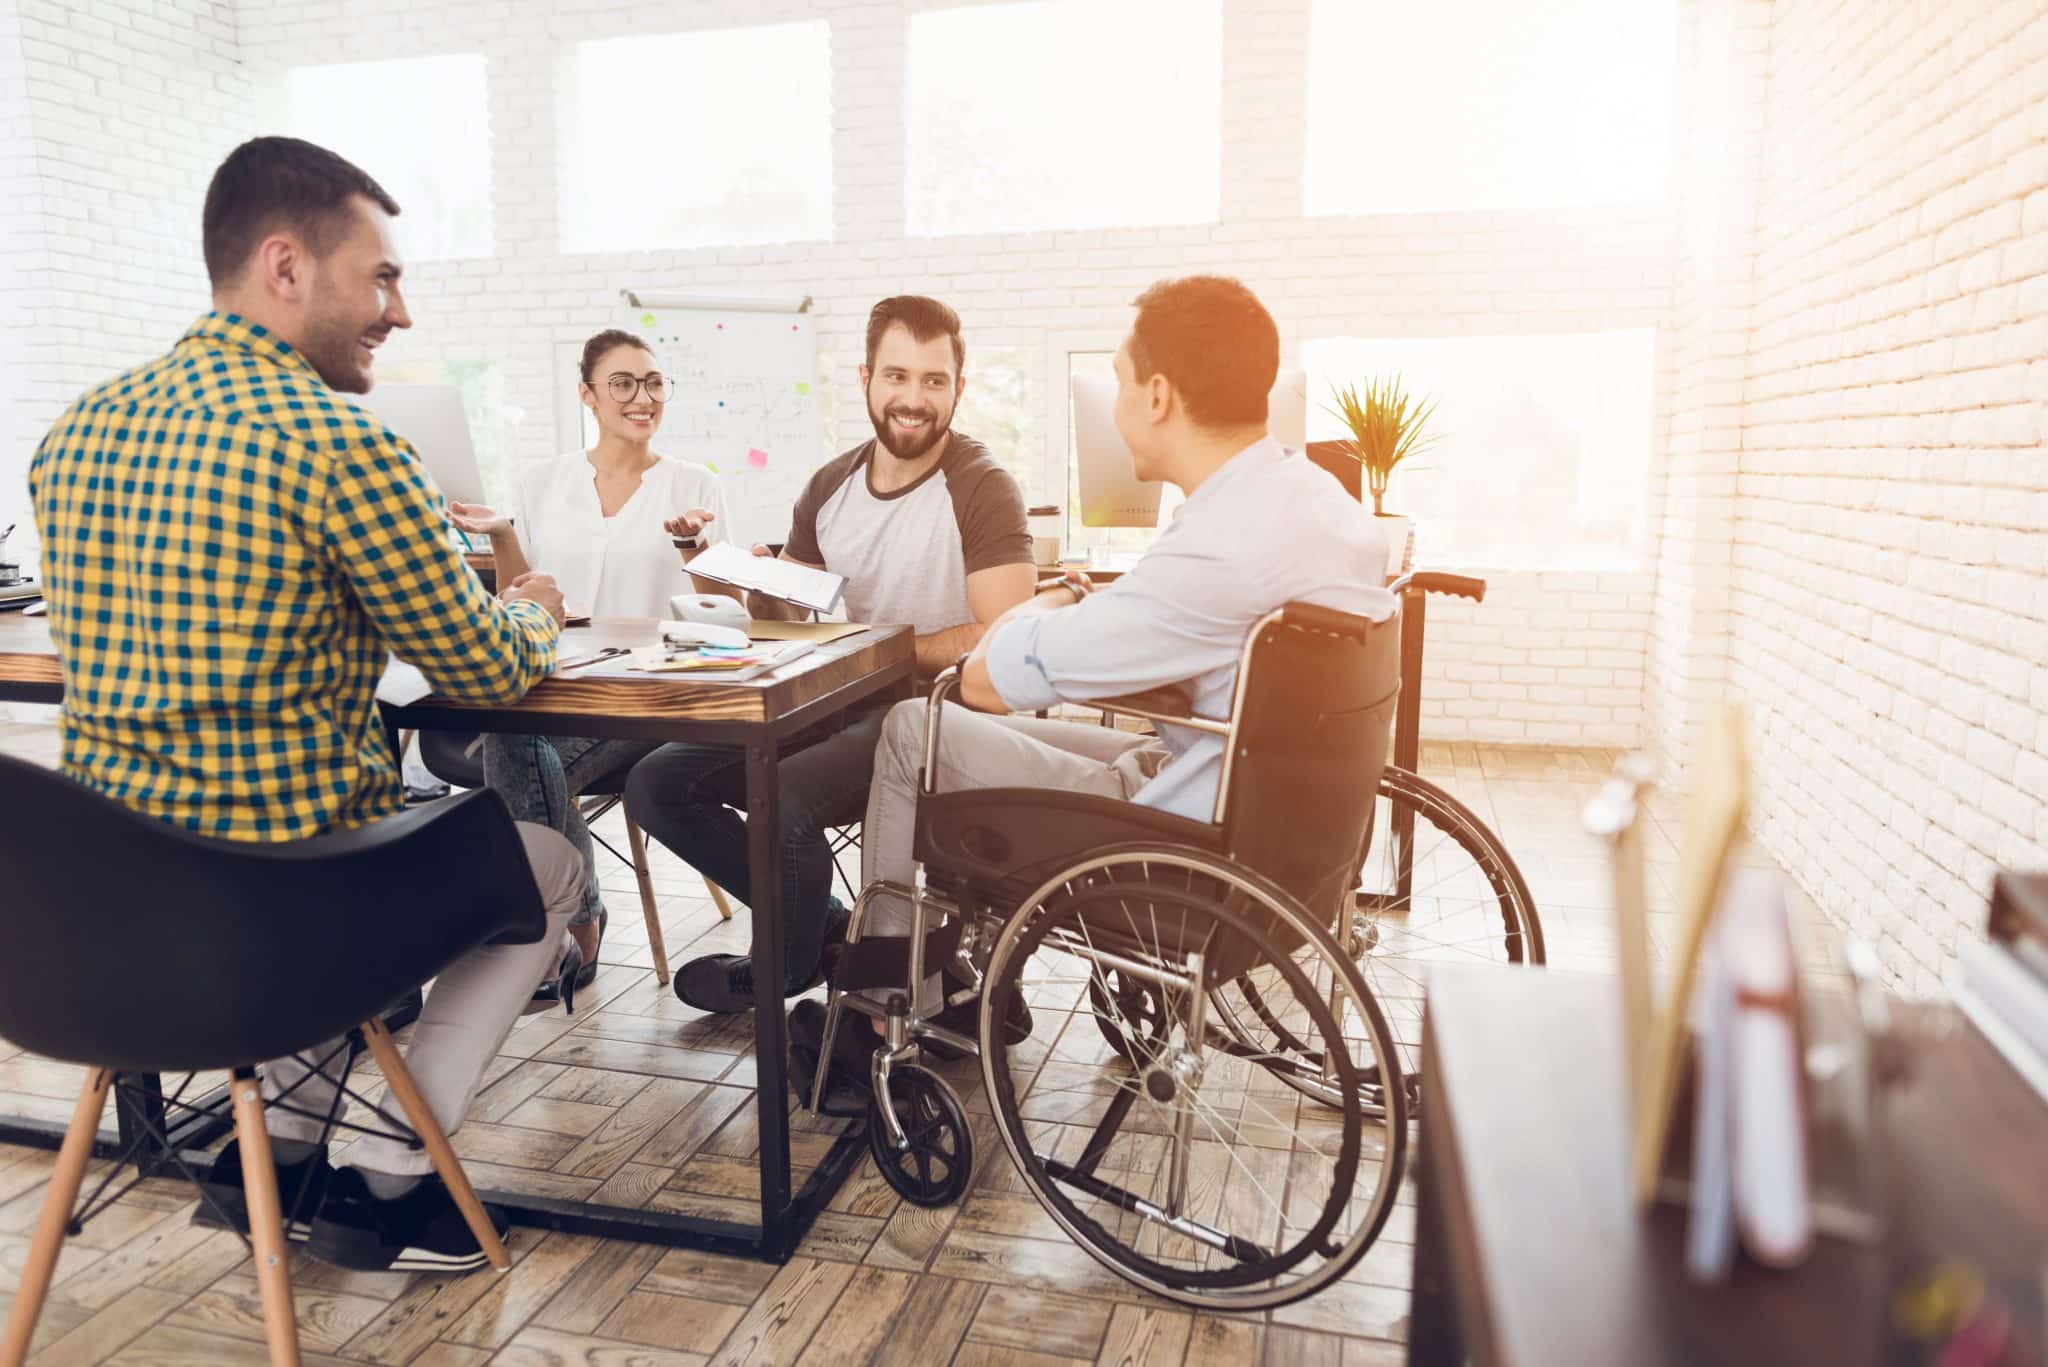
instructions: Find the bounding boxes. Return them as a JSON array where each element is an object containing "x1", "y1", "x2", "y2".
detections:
[
  {"x1": 228, "y1": 1068, "x2": 302, "y2": 1367},
  {"x1": 704, "y1": 878, "x2": 735, "y2": 922},
  {"x1": 624, "y1": 817, "x2": 675, "y2": 983},
  {"x1": 1, "y1": 1068, "x2": 111, "y2": 1367},
  {"x1": 357, "y1": 1018, "x2": 510, "y2": 1272}
]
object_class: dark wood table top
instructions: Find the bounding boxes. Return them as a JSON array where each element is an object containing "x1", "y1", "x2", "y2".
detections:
[
  {"x1": 0, "y1": 613, "x2": 60, "y2": 701},
  {"x1": 1421, "y1": 967, "x2": 2048, "y2": 1366},
  {"x1": 0, "y1": 614, "x2": 914, "y2": 740}
]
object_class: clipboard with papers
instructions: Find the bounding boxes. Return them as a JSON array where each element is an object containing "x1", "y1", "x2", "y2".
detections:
[{"x1": 684, "y1": 543, "x2": 847, "y2": 616}]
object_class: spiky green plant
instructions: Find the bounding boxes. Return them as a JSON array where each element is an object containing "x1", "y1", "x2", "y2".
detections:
[{"x1": 1323, "y1": 376, "x2": 1441, "y2": 517}]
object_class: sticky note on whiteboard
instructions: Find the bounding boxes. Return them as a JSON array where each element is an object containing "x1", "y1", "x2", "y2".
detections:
[
  {"x1": 795, "y1": 382, "x2": 810, "y2": 395},
  {"x1": 746, "y1": 448, "x2": 770, "y2": 470}
]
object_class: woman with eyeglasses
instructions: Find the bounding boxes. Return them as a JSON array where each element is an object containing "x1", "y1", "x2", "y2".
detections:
[{"x1": 441, "y1": 328, "x2": 728, "y2": 1010}]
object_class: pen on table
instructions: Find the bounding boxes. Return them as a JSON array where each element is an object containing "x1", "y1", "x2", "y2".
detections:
[{"x1": 555, "y1": 646, "x2": 629, "y2": 672}]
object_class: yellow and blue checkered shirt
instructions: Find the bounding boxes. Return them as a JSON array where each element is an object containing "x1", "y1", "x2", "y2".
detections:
[{"x1": 28, "y1": 313, "x2": 559, "y2": 840}]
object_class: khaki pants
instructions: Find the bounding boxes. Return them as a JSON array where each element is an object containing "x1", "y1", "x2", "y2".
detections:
[
  {"x1": 260, "y1": 822, "x2": 583, "y2": 1177},
  {"x1": 861, "y1": 699, "x2": 1169, "y2": 1008}
]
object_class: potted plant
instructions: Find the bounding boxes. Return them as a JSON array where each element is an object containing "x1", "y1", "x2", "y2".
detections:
[{"x1": 1323, "y1": 375, "x2": 1439, "y2": 577}]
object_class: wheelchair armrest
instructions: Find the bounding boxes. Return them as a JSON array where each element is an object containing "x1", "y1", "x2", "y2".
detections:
[
  {"x1": 922, "y1": 666, "x2": 964, "y2": 795},
  {"x1": 1084, "y1": 684, "x2": 1233, "y2": 738},
  {"x1": 914, "y1": 787, "x2": 1223, "y2": 902}
]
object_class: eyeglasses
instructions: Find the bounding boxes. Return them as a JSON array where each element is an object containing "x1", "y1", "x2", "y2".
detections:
[{"x1": 601, "y1": 374, "x2": 677, "y2": 403}]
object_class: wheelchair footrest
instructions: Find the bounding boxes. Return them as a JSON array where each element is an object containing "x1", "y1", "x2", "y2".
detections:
[{"x1": 824, "y1": 919, "x2": 966, "y2": 994}]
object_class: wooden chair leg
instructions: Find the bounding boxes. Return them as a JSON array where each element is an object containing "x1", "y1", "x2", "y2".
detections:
[
  {"x1": 1, "y1": 1068, "x2": 111, "y2": 1367},
  {"x1": 357, "y1": 1018, "x2": 510, "y2": 1272},
  {"x1": 624, "y1": 817, "x2": 675, "y2": 983},
  {"x1": 704, "y1": 877, "x2": 735, "y2": 922},
  {"x1": 228, "y1": 1068, "x2": 302, "y2": 1367}
]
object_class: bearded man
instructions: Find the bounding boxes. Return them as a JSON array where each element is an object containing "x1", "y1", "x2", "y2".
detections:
[{"x1": 624, "y1": 295, "x2": 1034, "y2": 1016}]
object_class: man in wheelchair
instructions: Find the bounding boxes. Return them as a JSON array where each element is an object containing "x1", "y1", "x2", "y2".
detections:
[
  {"x1": 791, "y1": 272, "x2": 1395, "y2": 1080},
  {"x1": 787, "y1": 277, "x2": 1413, "y2": 1310}
]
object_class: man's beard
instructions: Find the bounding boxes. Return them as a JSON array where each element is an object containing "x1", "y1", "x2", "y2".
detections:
[
  {"x1": 301, "y1": 297, "x2": 376, "y2": 394},
  {"x1": 867, "y1": 390, "x2": 952, "y2": 462}
]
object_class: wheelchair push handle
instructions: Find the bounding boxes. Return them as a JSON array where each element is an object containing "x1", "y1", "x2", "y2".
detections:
[{"x1": 1389, "y1": 570, "x2": 1486, "y2": 603}]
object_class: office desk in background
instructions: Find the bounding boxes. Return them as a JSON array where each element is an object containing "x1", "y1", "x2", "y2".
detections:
[
  {"x1": 1412, "y1": 967, "x2": 2048, "y2": 1366},
  {"x1": 0, "y1": 612, "x2": 915, "y2": 1265}
]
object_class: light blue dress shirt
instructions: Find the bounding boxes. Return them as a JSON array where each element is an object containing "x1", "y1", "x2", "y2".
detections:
[{"x1": 983, "y1": 437, "x2": 1397, "y2": 822}]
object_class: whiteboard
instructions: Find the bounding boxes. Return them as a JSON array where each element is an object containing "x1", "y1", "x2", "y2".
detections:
[{"x1": 552, "y1": 303, "x2": 827, "y2": 547}]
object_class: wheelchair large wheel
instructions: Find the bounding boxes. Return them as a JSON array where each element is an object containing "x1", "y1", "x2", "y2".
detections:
[
  {"x1": 979, "y1": 847, "x2": 1407, "y2": 1312},
  {"x1": 1215, "y1": 765, "x2": 1542, "y2": 1092}
]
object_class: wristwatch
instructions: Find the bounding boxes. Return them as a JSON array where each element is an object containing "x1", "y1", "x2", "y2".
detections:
[{"x1": 672, "y1": 532, "x2": 702, "y2": 551}]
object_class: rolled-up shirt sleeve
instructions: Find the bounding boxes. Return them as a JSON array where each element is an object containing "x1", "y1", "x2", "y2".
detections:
[{"x1": 982, "y1": 533, "x2": 1254, "y2": 714}]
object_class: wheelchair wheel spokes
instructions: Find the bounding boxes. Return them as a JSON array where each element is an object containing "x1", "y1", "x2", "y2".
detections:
[
  {"x1": 980, "y1": 848, "x2": 1407, "y2": 1311},
  {"x1": 1351, "y1": 766, "x2": 1544, "y2": 1075}
]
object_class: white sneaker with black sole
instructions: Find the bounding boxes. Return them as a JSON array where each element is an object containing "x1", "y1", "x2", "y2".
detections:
[{"x1": 305, "y1": 1167, "x2": 509, "y2": 1273}]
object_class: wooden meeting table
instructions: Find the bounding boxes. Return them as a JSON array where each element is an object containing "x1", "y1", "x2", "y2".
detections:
[{"x1": 0, "y1": 611, "x2": 914, "y2": 1263}]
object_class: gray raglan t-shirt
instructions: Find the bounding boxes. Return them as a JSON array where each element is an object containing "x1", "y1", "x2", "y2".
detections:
[{"x1": 783, "y1": 433, "x2": 1031, "y2": 632}]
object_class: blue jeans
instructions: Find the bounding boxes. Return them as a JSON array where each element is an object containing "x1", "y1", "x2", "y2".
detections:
[
  {"x1": 481, "y1": 734, "x2": 656, "y2": 928},
  {"x1": 623, "y1": 709, "x2": 881, "y2": 993}
]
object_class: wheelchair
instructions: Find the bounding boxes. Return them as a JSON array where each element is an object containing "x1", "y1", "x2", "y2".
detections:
[{"x1": 801, "y1": 600, "x2": 1409, "y2": 1311}]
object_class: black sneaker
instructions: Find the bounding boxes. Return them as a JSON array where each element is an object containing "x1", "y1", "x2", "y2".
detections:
[
  {"x1": 675, "y1": 898, "x2": 859, "y2": 1013},
  {"x1": 306, "y1": 1168, "x2": 509, "y2": 1273},
  {"x1": 191, "y1": 1139, "x2": 331, "y2": 1242},
  {"x1": 787, "y1": 998, "x2": 878, "y2": 1116},
  {"x1": 675, "y1": 954, "x2": 757, "y2": 1013}
]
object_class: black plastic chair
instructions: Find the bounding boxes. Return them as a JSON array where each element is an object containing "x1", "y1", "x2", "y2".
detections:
[{"x1": 0, "y1": 754, "x2": 545, "y2": 1367}]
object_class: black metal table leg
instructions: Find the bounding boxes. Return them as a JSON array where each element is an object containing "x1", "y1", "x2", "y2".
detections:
[{"x1": 746, "y1": 738, "x2": 795, "y2": 1258}]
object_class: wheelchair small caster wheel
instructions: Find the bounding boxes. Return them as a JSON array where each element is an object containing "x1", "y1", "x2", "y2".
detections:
[
  {"x1": 1087, "y1": 967, "x2": 1168, "y2": 1066},
  {"x1": 868, "y1": 1064, "x2": 972, "y2": 1208}
]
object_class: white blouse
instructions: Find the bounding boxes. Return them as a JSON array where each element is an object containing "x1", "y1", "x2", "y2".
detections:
[{"x1": 506, "y1": 451, "x2": 729, "y2": 620}]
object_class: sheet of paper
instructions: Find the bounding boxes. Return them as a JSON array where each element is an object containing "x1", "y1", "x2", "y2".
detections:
[
  {"x1": 684, "y1": 542, "x2": 846, "y2": 615},
  {"x1": 745, "y1": 619, "x2": 868, "y2": 644}
]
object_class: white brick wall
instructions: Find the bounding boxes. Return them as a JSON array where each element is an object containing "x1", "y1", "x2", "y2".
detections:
[
  {"x1": 0, "y1": 0, "x2": 251, "y2": 565},
  {"x1": 220, "y1": 0, "x2": 1676, "y2": 748},
  {"x1": 1644, "y1": 0, "x2": 1771, "y2": 787},
  {"x1": 0, "y1": 6, "x2": 51, "y2": 557},
  {"x1": 1723, "y1": 0, "x2": 2048, "y2": 993}
]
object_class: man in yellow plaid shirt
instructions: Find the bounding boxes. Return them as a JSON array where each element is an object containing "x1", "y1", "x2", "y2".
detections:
[{"x1": 28, "y1": 137, "x2": 584, "y2": 1274}]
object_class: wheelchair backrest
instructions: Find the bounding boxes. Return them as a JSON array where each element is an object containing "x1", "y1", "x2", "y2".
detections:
[{"x1": 1214, "y1": 602, "x2": 1402, "y2": 923}]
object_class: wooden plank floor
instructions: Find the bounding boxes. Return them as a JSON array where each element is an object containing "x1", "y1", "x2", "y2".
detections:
[{"x1": 0, "y1": 706, "x2": 1831, "y2": 1365}]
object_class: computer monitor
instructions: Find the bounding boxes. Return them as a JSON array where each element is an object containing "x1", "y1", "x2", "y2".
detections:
[
  {"x1": 1072, "y1": 367, "x2": 1307, "y2": 527},
  {"x1": 355, "y1": 384, "x2": 487, "y2": 506}
]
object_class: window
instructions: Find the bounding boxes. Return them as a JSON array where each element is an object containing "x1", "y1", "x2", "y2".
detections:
[
  {"x1": 1305, "y1": 330, "x2": 1656, "y2": 571},
  {"x1": 559, "y1": 24, "x2": 832, "y2": 252},
  {"x1": 287, "y1": 55, "x2": 493, "y2": 259},
  {"x1": 1305, "y1": 0, "x2": 1678, "y2": 216},
  {"x1": 951, "y1": 347, "x2": 1041, "y2": 504},
  {"x1": 907, "y1": 0, "x2": 1221, "y2": 236}
]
